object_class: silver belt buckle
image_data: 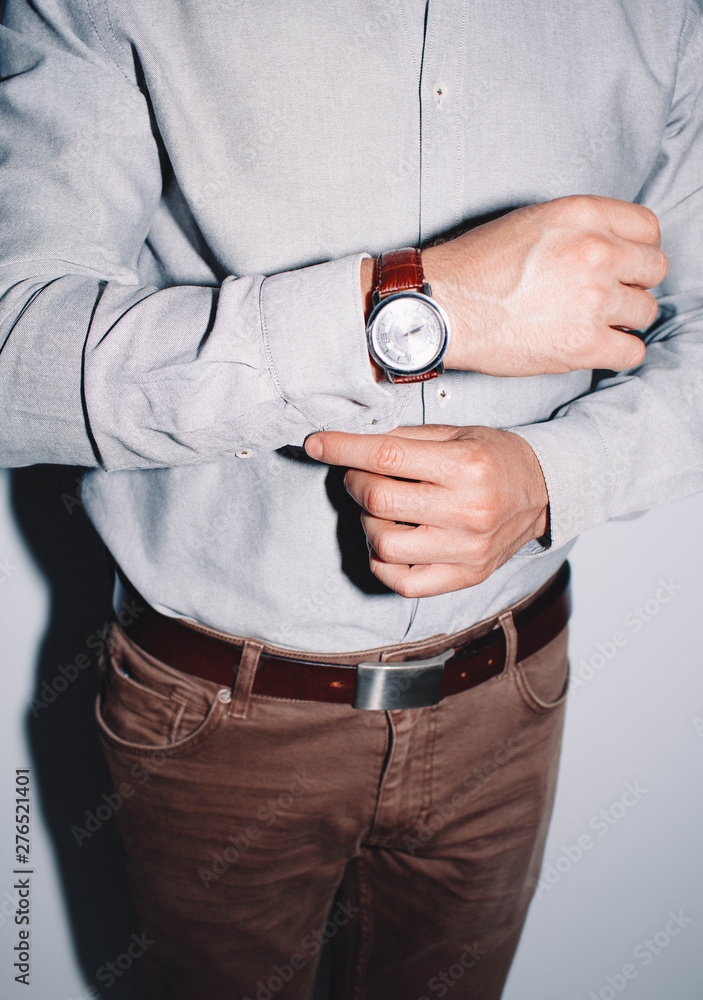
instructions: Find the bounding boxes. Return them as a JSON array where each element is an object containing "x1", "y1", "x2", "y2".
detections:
[{"x1": 352, "y1": 648, "x2": 455, "y2": 711}]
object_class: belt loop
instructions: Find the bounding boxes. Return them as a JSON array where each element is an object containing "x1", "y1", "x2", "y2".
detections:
[
  {"x1": 229, "y1": 640, "x2": 264, "y2": 719},
  {"x1": 498, "y1": 610, "x2": 518, "y2": 674}
]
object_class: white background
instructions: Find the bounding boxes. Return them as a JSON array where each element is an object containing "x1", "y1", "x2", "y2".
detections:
[{"x1": 0, "y1": 464, "x2": 701, "y2": 1000}]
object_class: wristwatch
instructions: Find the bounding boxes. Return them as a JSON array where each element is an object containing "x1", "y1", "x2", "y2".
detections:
[{"x1": 366, "y1": 247, "x2": 450, "y2": 383}]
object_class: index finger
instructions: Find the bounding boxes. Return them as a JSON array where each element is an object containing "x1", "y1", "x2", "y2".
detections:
[{"x1": 304, "y1": 430, "x2": 445, "y2": 482}]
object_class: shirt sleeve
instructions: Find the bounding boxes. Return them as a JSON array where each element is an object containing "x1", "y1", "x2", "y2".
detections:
[
  {"x1": 509, "y1": 5, "x2": 703, "y2": 555},
  {"x1": 0, "y1": 0, "x2": 410, "y2": 471}
]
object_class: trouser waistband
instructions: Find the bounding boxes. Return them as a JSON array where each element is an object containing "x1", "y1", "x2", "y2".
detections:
[{"x1": 112, "y1": 563, "x2": 571, "y2": 711}]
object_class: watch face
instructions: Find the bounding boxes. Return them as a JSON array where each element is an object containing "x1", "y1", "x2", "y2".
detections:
[{"x1": 368, "y1": 292, "x2": 448, "y2": 374}]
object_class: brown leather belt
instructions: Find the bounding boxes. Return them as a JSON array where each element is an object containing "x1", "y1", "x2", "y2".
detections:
[{"x1": 113, "y1": 563, "x2": 571, "y2": 711}]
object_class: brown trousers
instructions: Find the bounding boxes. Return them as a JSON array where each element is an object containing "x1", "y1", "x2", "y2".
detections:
[{"x1": 96, "y1": 601, "x2": 569, "y2": 1000}]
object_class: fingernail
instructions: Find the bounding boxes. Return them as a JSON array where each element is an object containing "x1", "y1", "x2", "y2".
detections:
[{"x1": 305, "y1": 435, "x2": 323, "y2": 460}]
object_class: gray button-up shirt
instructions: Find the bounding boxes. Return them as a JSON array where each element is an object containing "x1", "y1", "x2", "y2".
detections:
[{"x1": 1, "y1": 0, "x2": 702, "y2": 651}]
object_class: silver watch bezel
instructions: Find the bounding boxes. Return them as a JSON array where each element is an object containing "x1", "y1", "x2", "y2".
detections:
[{"x1": 366, "y1": 288, "x2": 451, "y2": 380}]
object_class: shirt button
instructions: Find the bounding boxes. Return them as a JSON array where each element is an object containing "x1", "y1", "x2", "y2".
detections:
[
  {"x1": 218, "y1": 688, "x2": 232, "y2": 703},
  {"x1": 235, "y1": 449, "x2": 253, "y2": 458},
  {"x1": 433, "y1": 83, "x2": 448, "y2": 105},
  {"x1": 436, "y1": 384, "x2": 452, "y2": 403}
]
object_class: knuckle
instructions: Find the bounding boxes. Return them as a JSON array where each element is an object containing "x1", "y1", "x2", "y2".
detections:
[
  {"x1": 396, "y1": 576, "x2": 421, "y2": 599},
  {"x1": 466, "y1": 447, "x2": 495, "y2": 487},
  {"x1": 573, "y1": 235, "x2": 611, "y2": 271},
  {"x1": 374, "y1": 531, "x2": 396, "y2": 563},
  {"x1": 657, "y1": 250, "x2": 669, "y2": 283},
  {"x1": 370, "y1": 438, "x2": 404, "y2": 474},
  {"x1": 373, "y1": 561, "x2": 414, "y2": 598},
  {"x1": 559, "y1": 194, "x2": 600, "y2": 225},
  {"x1": 364, "y1": 480, "x2": 392, "y2": 518},
  {"x1": 468, "y1": 505, "x2": 497, "y2": 534},
  {"x1": 627, "y1": 337, "x2": 646, "y2": 366},
  {"x1": 639, "y1": 205, "x2": 661, "y2": 244},
  {"x1": 643, "y1": 293, "x2": 659, "y2": 328}
]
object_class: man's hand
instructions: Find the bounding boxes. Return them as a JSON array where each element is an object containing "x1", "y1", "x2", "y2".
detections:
[
  {"x1": 426, "y1": 195, "x2": 668, "y2": 375},
  {"x1": 361, "y1": 195, "x2": 668, "y2": 378},
  {"x1": 305, "y1": 425, "x2": 549, "y2": 598}
]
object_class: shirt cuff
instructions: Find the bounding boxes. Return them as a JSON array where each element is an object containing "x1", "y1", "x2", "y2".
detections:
[
  {"x1": 259, "y1": 252, "x2": 413, "y2": 441},
  {"x1": 508, "y1": 411, "x2": 612, "y2": 555}
]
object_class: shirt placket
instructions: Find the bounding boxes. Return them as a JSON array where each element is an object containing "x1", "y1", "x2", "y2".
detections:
[{"x1": 400, "y1": 0, "x2": 469, "y2": 642}]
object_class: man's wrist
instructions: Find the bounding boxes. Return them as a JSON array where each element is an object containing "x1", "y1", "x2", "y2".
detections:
[
  {"x1": 360, "y1": 257, "x2": 375, "y2": 320},
  {"x1": 422, "y1": 244, "x2": 463, "y2": 370},
  {"x1": 504, "y1": 430, "x2": 551, "y2": 544}
]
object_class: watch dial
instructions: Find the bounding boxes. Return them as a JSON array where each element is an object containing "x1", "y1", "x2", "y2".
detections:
[{"x1": 370, "y1": 296, "x2": 445, "y2": 372}]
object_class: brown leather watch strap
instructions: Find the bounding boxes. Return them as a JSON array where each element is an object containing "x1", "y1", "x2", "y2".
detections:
[
  {"x1": 390, "y1": 368, "x2": 442, "y2": 384},
  {"x1": 375, "y1": 247, "x2": 425, "y2": 297}
]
